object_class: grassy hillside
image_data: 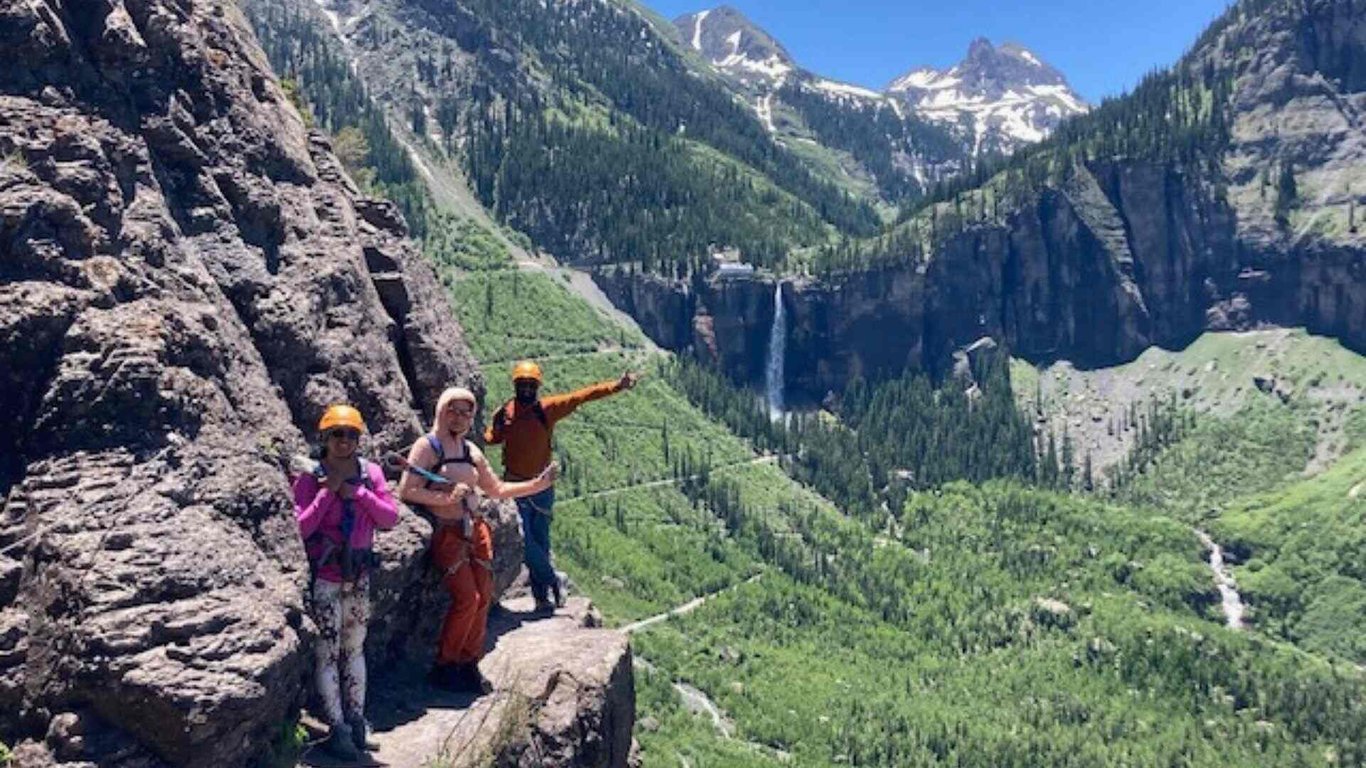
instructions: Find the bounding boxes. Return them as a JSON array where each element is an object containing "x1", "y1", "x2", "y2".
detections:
[
  {"x1": 1213, "y1": 447, "x2": 1366, "y2": 664},
  {"x1": 1010, "y1": 328, "x2": 1366, "y2": 669},
  {"x1": 435, "y1": 251, "x2": 1365, "y2": 767},
  {"x1": 1012, "y1": 329, "x2": 1366, "y2": 493}
]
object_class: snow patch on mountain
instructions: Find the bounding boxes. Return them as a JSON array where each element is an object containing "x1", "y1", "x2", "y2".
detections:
[
  {"x1": 716, "y1": 43, "x2": 793, "y2": 80},
  {"x1": 889, "y1": 67, "x2": 961, "y2": 93},
  {"x1": 887, "y1": 39, "x2": 1088, "y2": 154},
  {"x1": 756, "y1": 93, "x2": 775, "y2": 132},
  {"x1": 676, "y1": 7, "x2": 794, "y2": 86},
  {"x1": 812, "y1": 79, "x2": 882, "y2": 101},
  {"x1": 691, "y1": 9, "x2": 710, "y2": 50}
]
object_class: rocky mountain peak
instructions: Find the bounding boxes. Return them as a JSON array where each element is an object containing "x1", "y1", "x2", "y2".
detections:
[
  {"x1": 675, "y1": 6, "x2": 795, "y2": 85},
  {"x1": 967, "y1": 39, "x2": 1068, "y2": 93},
  {"x1": 887, "y1": 37, "x2": 1088, "y2": 155},
  {"x1": 676, "y1": 10, "x2": 1086, "y2": 159}
]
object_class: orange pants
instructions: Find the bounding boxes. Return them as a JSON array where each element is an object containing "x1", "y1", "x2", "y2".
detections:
[{"x1": 432, "y1": 519, "x2": 494, "y2": 665}]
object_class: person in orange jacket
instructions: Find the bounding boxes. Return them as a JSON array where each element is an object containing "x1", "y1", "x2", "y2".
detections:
[
  {"x1": 485, "y1": 360, "x2": 637, "y2": 612},
  {"x1": 397, "y1": 387, "x2": 557, "y2": 693}
]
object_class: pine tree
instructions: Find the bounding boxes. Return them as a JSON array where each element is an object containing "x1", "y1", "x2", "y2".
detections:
[
  {"x1": 1275, "y1": 160, "x2": 1298, "y2": 228},
  {"x1": 1060, "y1": 432, "x2": 1076, "y2": 491}
]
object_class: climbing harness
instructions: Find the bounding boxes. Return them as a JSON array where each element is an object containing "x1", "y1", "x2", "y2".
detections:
[{"x1": 305, "y1": 457, "x2": 378, "y2": 583}]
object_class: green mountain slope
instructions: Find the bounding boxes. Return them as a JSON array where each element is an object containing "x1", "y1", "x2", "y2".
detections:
[
  {"x1": 1214, "y1": 445, "x2": 1366, "y2": 663},
  {"x1": 244, "y1": 0, "x2": 887, "y2": 271},
  {"x1": 435, "y1": 252, "x2": 1364, "y2": 766},
  {"x1": 238, "y1": 0, "x2": 1366, "y2": 761},
  {"x1": 1012, "y1": 329, "x2": 1366, "y2": 668}
]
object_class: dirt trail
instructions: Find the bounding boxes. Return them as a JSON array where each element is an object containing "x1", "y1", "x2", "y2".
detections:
[
  {"x1": 510, "y1": 257, "x2": 657, "y2": 351},
  {"x1": 557, "y1": 456, "x2": 782, "y2": 507},
  {"x1": 620, "y1": 574, "x2": 764, "y2": 634}
]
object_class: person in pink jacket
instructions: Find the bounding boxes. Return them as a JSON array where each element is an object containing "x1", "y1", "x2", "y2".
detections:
[{"x1": 294, "y1": 404, "x2": 398, "y2": 761}]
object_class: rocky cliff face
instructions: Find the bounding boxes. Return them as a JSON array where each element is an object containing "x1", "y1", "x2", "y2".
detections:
[
  {"x1": 0, "y1": 0, "x2": 496, "y2": 763},
  {"x1": 600, "y1": 0, "x2": 1366, "y2": 399}
]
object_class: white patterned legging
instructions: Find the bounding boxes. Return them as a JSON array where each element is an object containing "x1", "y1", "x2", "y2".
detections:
[{"x1": 310, "y1": 575, "x2": 371, "y2": 726}]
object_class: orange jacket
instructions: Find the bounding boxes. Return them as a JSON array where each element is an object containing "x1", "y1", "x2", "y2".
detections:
[{"x1": 484, "y1": 379, "x2": 622, "y2": 480}]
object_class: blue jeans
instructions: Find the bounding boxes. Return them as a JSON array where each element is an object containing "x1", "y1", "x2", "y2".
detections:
[{"x1": 517, "y1": 487, "x2": 556, "y2": 599}]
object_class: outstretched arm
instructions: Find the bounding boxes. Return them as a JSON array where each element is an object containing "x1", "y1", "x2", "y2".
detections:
[
  {"x1": 473, "y1": 446, "x2": 557, "y2": 499},
  {"x1": 542, "y1": 372, "x2": 638, "y2": 422}
]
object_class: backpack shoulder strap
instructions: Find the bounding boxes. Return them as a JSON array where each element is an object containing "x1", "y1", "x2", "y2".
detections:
[
  {"x1": 423, "y1": 433, "x2": 475, "y2": 480},
  {"x1": 425, "y1": 433, "x2": 445, "y2": 463}
]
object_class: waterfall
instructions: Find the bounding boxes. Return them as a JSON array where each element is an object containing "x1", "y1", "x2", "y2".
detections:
[
  {"x1": 1194, "y1": 529, "x2": 1246, "y2": 630},
  {"x1": 765, "y1": 281, "x2": 785, "y2": 418}
]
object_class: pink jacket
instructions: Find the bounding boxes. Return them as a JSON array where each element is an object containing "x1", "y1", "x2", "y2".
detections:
[{"x1": 293, "y1": 461, "x2": 399, "y2": 583}]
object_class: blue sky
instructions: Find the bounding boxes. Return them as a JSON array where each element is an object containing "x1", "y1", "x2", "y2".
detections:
[{"x1": 644, "y1": 0, "x2": 1232, "y2": 103}]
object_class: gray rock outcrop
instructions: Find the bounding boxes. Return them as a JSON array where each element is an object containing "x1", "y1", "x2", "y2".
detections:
[
  {"x1": 0, "y1": 0, "x2": 494, "y2": 764},
  {"x1": 366, "y1": 597, "x2": 636, "y2": 768}
]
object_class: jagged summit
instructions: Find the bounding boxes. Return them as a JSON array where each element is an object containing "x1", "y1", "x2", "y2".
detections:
[
  {"x1": 890, "y1": 38, "x2": 1071, "y2": 93},
  {"x1": 676, "y1": 10, "x2": 1086, "y2": 157},
  {"x1": 887, "y1": 37, "x2": 1088, "y2": 155},
  {"x1": 675, "y1": 5, "x2": 796, "y2": 85}
]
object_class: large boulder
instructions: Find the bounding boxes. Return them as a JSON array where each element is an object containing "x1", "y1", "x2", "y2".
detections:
[
  {"x1": 0, "y1": 0, "x2": 492, "y2": 764},
  {"x1": 365, "y1": 597, "x2": 636, "y2": 768}
]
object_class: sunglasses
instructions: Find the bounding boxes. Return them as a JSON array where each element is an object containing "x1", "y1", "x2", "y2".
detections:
[
  {"x1": 327, "y1": 429, "x2": 362, "y2": 441},
  {"x1": 445, "y1": 404, "x2": 475, "y2": 416}
]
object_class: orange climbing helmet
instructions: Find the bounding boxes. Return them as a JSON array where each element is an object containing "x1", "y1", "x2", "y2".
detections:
[
  {"x1": 512, "y1": 360, "x2": 543, "y2": 384},
  {"x1": 318, "y1": 404, "x2": 367, "y2": 433}
]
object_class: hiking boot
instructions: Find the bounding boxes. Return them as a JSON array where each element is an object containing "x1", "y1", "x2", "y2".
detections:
[
  {"x1": 321, "y1": 722, "x2": 361, "y2": 761},
  {"x1": 457, "y1": 663, "x2": 493, "y2": 694},
  {"x1": 429, "y1": 663, "x2": 461, "y2": 692},
  {"x1": 532, "y1": 598, "x2": 556, "y2": 615},
  {"x1": 347, "y1": 714, "x2": 377, "y2": 753},
  {"x1": 551, "y1": 576, "x2": 565, "y2": 608}
]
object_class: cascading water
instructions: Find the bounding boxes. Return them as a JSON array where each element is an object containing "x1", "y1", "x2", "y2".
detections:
[
  {"x1": 1194, "y1": 529, "x2": 1246, "y2": 629},
  {"x1": 765, "y1": 281, "x2": 786, "y2": 418}
]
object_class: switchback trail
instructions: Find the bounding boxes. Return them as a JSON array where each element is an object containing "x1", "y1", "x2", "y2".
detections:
[
  {"x1": 621, "y1": 574, "x2": 764, "y2": 634},
  {"x1": 556, "y1": 456, "x2": 784, "y2": 507}
]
